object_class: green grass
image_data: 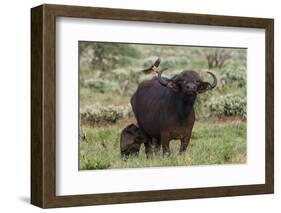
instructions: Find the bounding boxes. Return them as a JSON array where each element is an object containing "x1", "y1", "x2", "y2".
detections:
[
  {"x1": 80, "y1": 88, "x2": 130, "y2": 109},
  {"x1": 79, "y1": 119, "x2": 246, "y2": 170}
]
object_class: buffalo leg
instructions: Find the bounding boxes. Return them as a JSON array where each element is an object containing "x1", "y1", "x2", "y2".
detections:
[
  {"x1": 161, "y1": 132, "x2": 171, "y2": 156},
  {"x1": 144, "y1": 142, "x2": 153, "y2": 158},
  {"x1": 179, "y1": 132, "x2": 192, "y2": 154},
  {"x1": 152, "y1": 138, "x2": 161, "y2": 154},
  {"x1": 180, "y1": 110, "x2": 195, "y2": 154}
]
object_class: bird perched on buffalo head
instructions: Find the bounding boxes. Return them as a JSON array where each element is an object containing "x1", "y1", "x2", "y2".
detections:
[{"x1": 142, "y1": 58, "x2": 161, "y2": 74}]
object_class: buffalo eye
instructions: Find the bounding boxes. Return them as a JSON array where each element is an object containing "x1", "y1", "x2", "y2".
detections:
[{"x1": 194, "y1": 79, "x2": 201, "y2": 85}]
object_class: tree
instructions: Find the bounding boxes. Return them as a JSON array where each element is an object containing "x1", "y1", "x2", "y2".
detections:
[
  {"x1": 79, "y1": 42, "x2": 141, "y2": 78},
  {"x1": 204, "y1": 48, "x2": 231, "y2": 69}
]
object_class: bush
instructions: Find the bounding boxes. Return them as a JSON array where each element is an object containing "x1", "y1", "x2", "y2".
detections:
[
  {"x1": 208, "y1": 95, "x2": 246, "y2": 119},
  {"x1": 111, "y1": 68, "x2": 139, "y2": 85},
  {"x1": 223, "y1": 66, "x2": 246, "y2": 88},
  {"x1": 85, "y1": 79, "x2": 119, "y2": 93},
  {"x1": 81, "y1": 104, "x2": 133, "y2": 125}
]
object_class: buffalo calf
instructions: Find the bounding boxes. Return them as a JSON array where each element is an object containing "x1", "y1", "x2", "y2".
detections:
[{"x1": 120, "y1": 124, "x2": 150, "y2": 158}]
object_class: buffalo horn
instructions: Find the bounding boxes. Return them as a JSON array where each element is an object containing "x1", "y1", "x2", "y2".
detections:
[
  {"x1": 207, "y1": 71, "x2": 217, "y2": 89},
  {"x1": 157, "y1": 68, "x2": 169, "y2": 86}
]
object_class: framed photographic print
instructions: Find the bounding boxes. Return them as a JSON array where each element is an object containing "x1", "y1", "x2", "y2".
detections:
[{"x1": 31, "y1": 4, "x2": 274, "y2": 208}]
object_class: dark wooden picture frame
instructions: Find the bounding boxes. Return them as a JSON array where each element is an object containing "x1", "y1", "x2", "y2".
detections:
[{"x1": 31, "y1": 4, "x2": 274, "y2": 208}]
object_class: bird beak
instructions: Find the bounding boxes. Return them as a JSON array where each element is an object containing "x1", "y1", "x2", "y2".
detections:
[{"x1": 152, "y1": 65, "x2": 159, "y2": 73}]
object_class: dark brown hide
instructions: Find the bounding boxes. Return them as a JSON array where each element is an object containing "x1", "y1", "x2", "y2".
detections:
[
  {"x1": 120, "y1": 124, "x2": 150, "y2": 158},
  {"x1": 131, "y1": 70, "x2": 216, "y2": 156}
]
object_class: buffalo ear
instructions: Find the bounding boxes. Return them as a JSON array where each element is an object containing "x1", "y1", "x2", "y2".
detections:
[
  {"x1": 197, "y1": 82, "x2": 211, "y2": 93},
  {"x1": 167, "y1": 81, "x2": 180, "y2": 92}
]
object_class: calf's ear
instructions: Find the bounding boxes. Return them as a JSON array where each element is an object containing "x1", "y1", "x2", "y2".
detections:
[
  {"x1": 167, "y1": 81, "x2": 180, "y2": 92},
  {"x1": 197, "y1": 82, "x2": 211, "y2": 93}
]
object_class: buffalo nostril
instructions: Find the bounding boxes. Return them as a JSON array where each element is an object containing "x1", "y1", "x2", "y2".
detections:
[{"x1": 187, "y1": 84, "x2": 196, "y2": 90}]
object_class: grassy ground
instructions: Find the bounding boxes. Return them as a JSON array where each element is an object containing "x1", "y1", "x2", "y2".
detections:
[
  {"x1": 79, "y1": 118, "x2": 246, "y2": 170},
  {"x1": 80, "y1": 88, "x2": 130, "y2": 108}
]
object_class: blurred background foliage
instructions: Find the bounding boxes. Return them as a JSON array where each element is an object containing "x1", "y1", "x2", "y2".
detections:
[{"x1": 79, "y1": 42, "x2": 247, "y2": 125}]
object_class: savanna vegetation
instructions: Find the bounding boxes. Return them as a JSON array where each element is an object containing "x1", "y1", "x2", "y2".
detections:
[{"x1": 79, "y1": 42, "x2": 247, "y2": 170}]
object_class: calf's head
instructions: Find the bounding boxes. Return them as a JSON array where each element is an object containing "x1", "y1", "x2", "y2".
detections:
[
  {"x1": 120, "y1": 124, "x2": 149, "y2": 158},
  {"x1": 158, "y1": 69, "x2": 217, "y2": 96}
]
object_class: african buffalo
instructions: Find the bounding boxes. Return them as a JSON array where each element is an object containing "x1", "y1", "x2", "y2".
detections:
[{"x1": 131, "y1": 68, "x2": 217, "y2": 156}]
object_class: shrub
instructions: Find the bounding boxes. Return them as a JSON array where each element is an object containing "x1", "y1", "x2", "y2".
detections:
[
  {"x1": 111, "y1": 69, "x2": 139, "y2": 86},
  {"x1": 208, "y1": 95, "x2": 246, "y2": 119},
  {"x1": 81, "y1": 104, "x2": 133, "y2": 125},
  {"x1": 223, "y1": 66, "x2": 246, "y2": 88},
  {"x1": 84, "y1": 79, "x2": 119, "y2": 93}
]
